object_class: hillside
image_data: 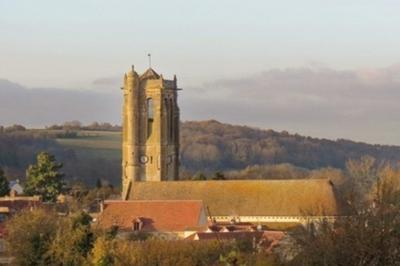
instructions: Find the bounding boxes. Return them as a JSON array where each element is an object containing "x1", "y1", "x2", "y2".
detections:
[
  {"x1": 180, "y1": 120, "x2": 400, "y2": 171},
  {"x1": 1, "y1": 120, "x2": 400, "y2": 186}
]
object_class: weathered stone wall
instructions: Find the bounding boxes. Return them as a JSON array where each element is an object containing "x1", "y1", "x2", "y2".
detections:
[{"x1": 122, "y1": 67, "x2": 180, "y2": 199}]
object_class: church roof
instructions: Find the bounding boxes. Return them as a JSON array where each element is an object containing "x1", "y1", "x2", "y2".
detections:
[
  {"x1": 129, "y1": 179, "x2": 339, "y2": 217},
  {"x1": 98, "y1": 200, "x2": 207, "y2": 232},
  {"x1": 140, "y1": 68, "x2": 160, "y2": 80}
]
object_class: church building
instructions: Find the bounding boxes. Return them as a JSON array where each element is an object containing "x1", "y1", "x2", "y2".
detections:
[{"x1": 119, "y1": 65, "x2": 340, "y2": 225}]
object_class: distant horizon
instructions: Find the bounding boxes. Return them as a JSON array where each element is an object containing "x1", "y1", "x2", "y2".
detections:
[{"x1": 2, "y1": 116, "x2": 399, "y2": 148}]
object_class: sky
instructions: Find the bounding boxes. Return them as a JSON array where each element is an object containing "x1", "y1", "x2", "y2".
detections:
[{"x1": 1, "y1": 0, "x2": 400, "y2": 145}]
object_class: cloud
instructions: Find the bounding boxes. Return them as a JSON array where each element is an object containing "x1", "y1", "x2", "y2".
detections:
[
  {"x1": 0, "y1": 79, "x2": 121, "y2": 127},
  {"x1": 180, "y1": 65, "x2": 400, "y2": 145},
  {"x1": 1, "y1": 64, "x2": 400, "y2": 145}
]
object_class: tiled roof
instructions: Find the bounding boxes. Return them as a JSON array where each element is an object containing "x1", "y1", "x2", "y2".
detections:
[
  {"x1": 97, "y1": 200, "x2": 207, "y2": 232},
  {"x1": 129, "y1": 179, "x2": 339, "y2": 216}
]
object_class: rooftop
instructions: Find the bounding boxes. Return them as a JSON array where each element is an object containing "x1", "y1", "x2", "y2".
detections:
[
  {"x1": 97, "y1": 200, "x2": 207, "y2": 232},
  {"x1": 129, "y1": 179, "x2": 339, "y2": 216}
]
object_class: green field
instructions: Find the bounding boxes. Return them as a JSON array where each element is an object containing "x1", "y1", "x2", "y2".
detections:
[{"x1": 55, "y1": 131, "x2": 122, "y2": 160}]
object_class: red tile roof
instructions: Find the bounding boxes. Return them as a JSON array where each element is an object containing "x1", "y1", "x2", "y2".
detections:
[{"x1": 97, "y1": 200, "x2": 207, "y2": 232}]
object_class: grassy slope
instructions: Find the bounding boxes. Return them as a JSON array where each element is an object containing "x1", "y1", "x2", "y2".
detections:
[{"x1": 56, "y1": 131, "x2": 121, "y2": 160}]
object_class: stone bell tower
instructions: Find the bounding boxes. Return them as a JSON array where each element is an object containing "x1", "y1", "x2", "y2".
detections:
[{"x1": 122, "y1": 65, "x2": 180, "y2": 199}]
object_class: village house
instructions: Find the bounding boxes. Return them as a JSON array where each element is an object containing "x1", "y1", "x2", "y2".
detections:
[
  {"x1": 97, "y1": 200, "x2": 208, "y2": 239},
  {"x1": 96, "y1": 199, "x2": 288, "y2": 251}
]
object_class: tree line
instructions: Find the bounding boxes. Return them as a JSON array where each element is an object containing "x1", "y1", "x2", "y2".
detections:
[
  {"x1": 180, "y1": 120, "x2": 400, "y2": 172},
  {"x1": 3, "y1": 119, "x2": 400, "y2": 187},
  {"x1": 46, "y1": 121, "x2": 121, "y2": 132}
]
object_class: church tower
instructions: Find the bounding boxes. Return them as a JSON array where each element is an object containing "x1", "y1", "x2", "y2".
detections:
[{"x1": 122, "y1": 65, "x2": 180, "y2": 200}]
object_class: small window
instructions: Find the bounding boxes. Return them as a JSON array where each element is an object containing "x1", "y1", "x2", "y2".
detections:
[
  {"x1": 147, "y1": 98, "x2": 154, "y2": 120},
  {"x1": 132, "y1": 218, "x2": 143, "y2": 231},
  {"x1": 133, "y1": 221, "x2": 140, "y2": 231}
]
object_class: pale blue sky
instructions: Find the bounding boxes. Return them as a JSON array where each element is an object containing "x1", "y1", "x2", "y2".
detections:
[{"x1": 1, "y1": 0, "x2": 400, "y2": 88}]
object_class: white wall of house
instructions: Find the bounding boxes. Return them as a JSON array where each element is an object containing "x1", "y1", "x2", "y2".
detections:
[{"x1": 212, "y1": 215, "x2": 336, "y2": 225}]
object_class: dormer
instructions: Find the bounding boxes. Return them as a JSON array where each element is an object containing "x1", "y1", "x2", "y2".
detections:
[{"x1": 132, "y1": 217, "x2": 144, "y2": 231}]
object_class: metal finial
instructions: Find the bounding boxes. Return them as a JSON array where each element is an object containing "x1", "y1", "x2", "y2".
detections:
[{"x1": 147, "y1": 53, "x2": 151, "y2": 68}]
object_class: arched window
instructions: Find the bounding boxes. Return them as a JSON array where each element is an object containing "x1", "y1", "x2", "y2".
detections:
[
  {"x1": 147, "y1": 98, "x2": 153, "y2": 139},
  {"x1": 147, "y1": 98, "x2": 154, "y2": 120}
]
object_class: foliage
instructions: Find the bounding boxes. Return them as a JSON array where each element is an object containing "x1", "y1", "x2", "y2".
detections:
[
  {"x1": 212, "y1": 171, "x2": 226, "y2": 180},
  {"x1": 290, "y1": 162, "x2": 400, "y2": 265},
  {"x1": 0, "y1": 167, "x2": 10, "y2": 196},
  {"x1": 181, "y1": 120, "x2": 400, "y2": 172},
  {"x1": 226, "y1": 163, "x2": 309, "y2": 180},
  {"x1": 89, "y1": 236, "x2": 115, "y2": 266},
  {"x1": 343, "y1": 155, "x2": 379, "y2": 206},
  {"x1": 192, "y1": 172, "x2": 208, "y2": 180},
  {"x1": 5, "y1": 208, "x2": 96, "y2": 266},
  {"x1": 3, "y1": 124, "x2": 26, "y2": 133},
  {"x1": 71, "y1": 185, "x2": 119, "y2": 212},
  {"x1": 47, "y1": 211, "x2": 94, "y2": 266},
  {"x1": 25, "y1": 152, "x2": 65, "y2": 202},
  {"x1": 88, "y1": 238, "x2": 270, "y2": 266},
  {"x1": 219, "y1": 250, "x2": 247, "y2": 266},
  {"x1": 47, "y1": 121, "x2": 121, "y2": 132},
  {"x1": 5, "y1": 208, "x2": 58, "y2": 266}
]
